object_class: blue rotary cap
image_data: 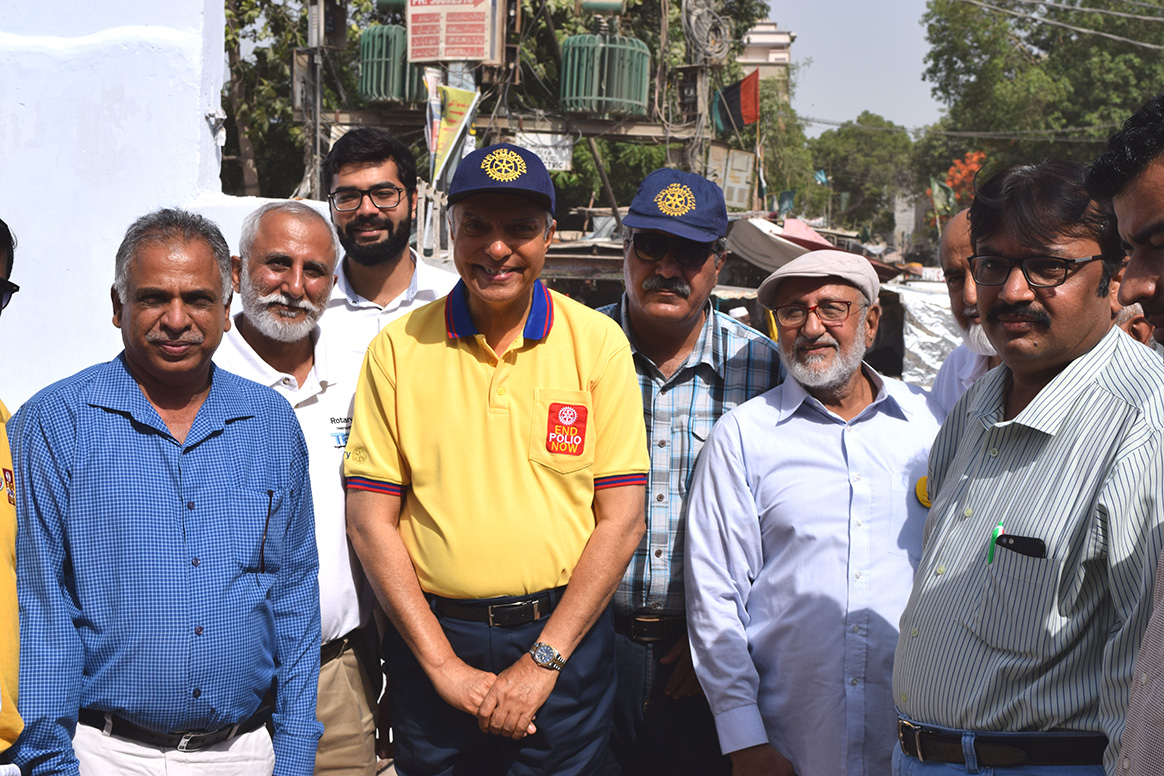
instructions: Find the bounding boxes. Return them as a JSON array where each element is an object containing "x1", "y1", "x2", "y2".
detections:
[
  {"x1": 448, "y1": 143, "x2": 556, "y2": 212},
  {"x1": 622, "y1": 168, "x2": 728, "y2": 242}
]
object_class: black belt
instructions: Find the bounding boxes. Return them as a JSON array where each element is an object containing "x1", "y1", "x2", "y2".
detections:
[
  {"x1": 897, "y1": 719, "x2": 1107, "y2": 767},
  {"x1": 614, "y1": 610, "x2": 685, "y2": 644},
  {"x1": 78, "y1": 706, "x2": 271, "y2": 753},
  {"x1": 431, "y1": 589, "x2": 560, "y2": 627}
]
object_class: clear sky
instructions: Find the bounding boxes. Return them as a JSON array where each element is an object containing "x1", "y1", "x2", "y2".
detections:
[{"x1": 769, "y1": 0, "x2": 946, "y2": 137}]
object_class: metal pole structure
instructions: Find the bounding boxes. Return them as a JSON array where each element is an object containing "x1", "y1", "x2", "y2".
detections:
[{"x1": 587, "y1": 136, "x2": 622, "y2": 231}]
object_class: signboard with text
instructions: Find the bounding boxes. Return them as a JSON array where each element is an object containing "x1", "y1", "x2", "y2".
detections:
[{"x1": 407, "y1": 0, "x2": 503, "y2": 65}]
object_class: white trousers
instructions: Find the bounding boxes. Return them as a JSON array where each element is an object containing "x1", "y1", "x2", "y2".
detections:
[{"x1": 74, "y1": 720, "x2": 275, "y2": 776}]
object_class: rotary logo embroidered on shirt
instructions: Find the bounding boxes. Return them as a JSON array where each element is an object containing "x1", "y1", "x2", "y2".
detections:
[{"x1": 546, "y1": 403, "x2": 587, "y2": 456}]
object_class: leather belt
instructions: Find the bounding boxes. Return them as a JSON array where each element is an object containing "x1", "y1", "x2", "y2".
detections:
[
  {"x1": 321, "y1": 631, "x2": 353, "y2": 665},
  {"x1": 78, "y1": 706, "x2": 271, "y2": 753},
  {"x1": 431, "y1": 589, "x2": 560, "y2": 627},
  {"x1": 897, "y1": 719, "x2": 1107, "y2": 767},
  {"x1": 614, "y1": 610, "x2": 685, "y2": 644}
]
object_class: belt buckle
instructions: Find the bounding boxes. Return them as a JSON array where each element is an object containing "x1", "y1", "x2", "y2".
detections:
[
  {"x1": 630, "y1": 612, "x2": 665, "y2": 643},
  {"x1": 898, "y1": 720, "x2": 925, "y2": 762},
  {"x1": 488, "y1": 599, "x2": 537, "y2": 627},
  {"x1": 177, "y1": 732, "x2": 196, "y2": 753}
]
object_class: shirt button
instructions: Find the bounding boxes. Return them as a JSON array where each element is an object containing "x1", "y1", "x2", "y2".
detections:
[
  {"x1": 497, "y1": 387, "x2": 506, "y2": 396},
  {"x1": 650, "y1": 602, "x2": 661, "y2": 610},
  {"x1": 654, "y1": 549, "x2": 663, "y2": 558},
  {"x1": 657, "y1": 440, "x2": 667, "y2": 448},
  {"x1": 192, "y1": 688, "x2": 201, "y2": 699},
  {"x1": 963, "y1": 507, "x2": 973, "y2": 517},
  {"x1": 854, "y1": 571, "x2": 862, "y2": 579},
  {"x1": 1123, "y1": 758, "x2": 1131, "y2": 770},
  {"x1": 195, "y1": 626, "x2": 203, "y2": 635},
  {"x1": 911, "y1": 627, "x2": 919, "y2": 637},
  {"x1": 656, "y1": 493, "x2": 665, "y2": 502},
  {"x1": 935, "y1": 565, "x2": 946, "y2": 575},
  {"x1": 191, "y1": 558, "x2": 200, "y2": 567},
  {"x1": 1141, "y1": 673, "x2": 1150, "y2": 685},
  {"x1": 989, "y1": 447, "x2": 999, "y2": 457},
  {"x1": 855, "y1": 520, "x2": 863, "y2": 527},
  {"x1": 900, "y1": 693, "x2": 908, "y2": 704},
  {"x1": 282, "y1": 378, "x2": 291, "y2": 385},
  {"x1": 854, "y1": 473, "x2": 862, "y2": 481},
  {"x1": 187, "y1": 501, "x2": 195, "y2": 510},
  {"x1": 850, "y1": 678, "x2": 859, "y2": 686},
  {"x1": 850, "y1": 625, "x2": 859, "y2": 633}
]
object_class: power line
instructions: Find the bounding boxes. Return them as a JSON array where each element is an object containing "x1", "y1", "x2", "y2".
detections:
[
  {"x1": 1108, "y1": 0, "x2": 1164, "y2": 12},
  {"x1": 1008, "y1": 0, "x2": 1164, "y2": 23},
  {"x1": 955, "y1": 0, "x2": 1164, "y2": 49},
  {"x1": 796, "y1": 113, "x2": 1119, "y2": 143}
]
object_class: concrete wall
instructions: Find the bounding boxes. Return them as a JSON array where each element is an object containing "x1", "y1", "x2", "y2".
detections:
[{"x1": 0, "y1": 1, "x2": 242, "y2": 407}]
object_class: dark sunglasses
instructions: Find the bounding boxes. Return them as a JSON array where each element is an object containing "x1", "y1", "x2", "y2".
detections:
[
  {"x1": 631, "y1": 233, "x2": 716, "y2": 268},
  {"x1": 0, "y1": 277, "x2": 17, "y2": 314}
]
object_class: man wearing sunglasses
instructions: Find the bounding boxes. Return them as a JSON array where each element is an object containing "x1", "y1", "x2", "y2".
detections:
[
  {"x1": 1087, "y1": 89, "x2": 1164, "y2": 776},
  {"x1": 595, "y1": 168, "x2": 782, "y2": 775},
  {"x1": 684, "y1": 250, "x2": 942, "y2": 776},
  {"x1": 893, "y1": 160, "x2": 1164, "y2": 775},
  {"x1": 0, "y1": 217, "x2": 21, "y2": 776}
]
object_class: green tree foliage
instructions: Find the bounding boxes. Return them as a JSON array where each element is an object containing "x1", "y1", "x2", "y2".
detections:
[
  {"x1": 808, "y1": 111, "x2": 913, "y2": 235},
  {"x1": 921, "y1": 0, "x2": 1164, "y2": 171}
]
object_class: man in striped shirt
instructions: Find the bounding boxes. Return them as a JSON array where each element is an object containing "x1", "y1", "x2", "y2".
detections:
[
  {"x1": 1088, "y1": 88, "x2": 1164, "y2": 776},
  {"x1": 893, "y1": 160, "x2": 1164, "y2": 775},
  {"x1": 597, "y1": 168, "x2": 783, "y2": 775}
]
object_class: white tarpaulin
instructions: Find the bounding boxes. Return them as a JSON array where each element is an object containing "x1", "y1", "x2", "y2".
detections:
[{"x1": 885, "y1": 280, "x2": 961, "y2": 389}]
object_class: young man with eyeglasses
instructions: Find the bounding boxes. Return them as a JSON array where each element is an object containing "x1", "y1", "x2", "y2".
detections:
[
  {"x1": 0, "y1": 217, "x2": 22, "y2": 776},
  {"x1": 318, "y1": 127, "x2": 457, "y2": 443},
  {"x1": 683, "y1": 249, "x2": 941, "y2": 776},
  {"x1": 595, "y1": 168, "x2": 782, "y2": 776},
  {"x1": 892, "y1": 160, "x2": 1164, "y2": 775}
]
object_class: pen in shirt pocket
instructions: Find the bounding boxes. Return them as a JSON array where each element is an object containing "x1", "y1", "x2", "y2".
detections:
[{"x1": 987, "y1": 517, "x2": 1005, "y2": 564}]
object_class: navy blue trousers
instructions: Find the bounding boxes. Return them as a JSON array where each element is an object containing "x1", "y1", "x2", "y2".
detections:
[{"x1": 383, "y1": 592, "x2": 617, "y2": 776}]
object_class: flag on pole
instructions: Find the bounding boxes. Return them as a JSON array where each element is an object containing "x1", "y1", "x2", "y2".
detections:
[
  {"x1": 930, "y1": 177, "x2": 956, "y2": 215},
  {"x1": 814, "y1": 169, "x2": 828, "y2": 186},
  {"x1": 778, "y1": 190, "x2": 796, "y2": 217},
  {"x1": 712, "y1": 70, "x2": 760, "y2": 133}
]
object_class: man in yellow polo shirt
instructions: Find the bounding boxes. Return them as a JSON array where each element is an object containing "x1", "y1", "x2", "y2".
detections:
[
  {"x1": 0, "y1": 217, "x2": 23, "y2": 774},
  {"x1": 344, "y1": 143, "x2": 648, "y2": 776}
]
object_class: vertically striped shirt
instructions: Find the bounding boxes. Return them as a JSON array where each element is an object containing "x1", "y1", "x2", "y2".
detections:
[
  {"x1": 598, "y1": 297, "x2": 783, "y2": 615},
  {"x1": 893, "y1": 327, "x2": 1164, "y2": 773}
]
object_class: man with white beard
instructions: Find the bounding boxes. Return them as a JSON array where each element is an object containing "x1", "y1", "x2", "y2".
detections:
[
  {"x1": 214, "y1": 201, "x2": 381, "y2": 776},
  {"x1": 684, "y1": 250, "x2": 943, "y2": 776},
  {"x1": 931, "y1": 209, "x2": 1000, "y2": 415}
]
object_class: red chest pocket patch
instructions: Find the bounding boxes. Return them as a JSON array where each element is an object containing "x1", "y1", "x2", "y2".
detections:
[
  {"x1": 546, "y1": 403, "x2": 588, "y2": 456},
  {"x1": 3, "y1": 468, "x2": 13, "y2": 505}
]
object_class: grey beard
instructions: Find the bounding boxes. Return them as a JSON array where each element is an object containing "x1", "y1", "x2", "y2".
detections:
[
  {"x1": 781, "y1": 318, "x2": 868, "y2": 393},
  {"x1": 240, "y1": 276, "x2": 323, "y2": 344},
  {"x1": 964, "y1": 322, "x2": 998, "y2": 358}
]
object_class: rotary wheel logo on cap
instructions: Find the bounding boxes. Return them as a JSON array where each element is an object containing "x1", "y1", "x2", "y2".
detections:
[
  {"x1": 655, "y1": 183, "x2": 696, "y2": 216},
  {"x1": 482, "y1": 148, "x2": 527, "y2": 182}
]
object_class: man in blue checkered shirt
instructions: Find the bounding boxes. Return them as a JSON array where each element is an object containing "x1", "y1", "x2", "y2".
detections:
[
  {"x1": 598, "y1": 168, "x2": 783, "y2": 775},
  {"x1": 8, "y1": 209, "x2": 322, "y2": 776}
]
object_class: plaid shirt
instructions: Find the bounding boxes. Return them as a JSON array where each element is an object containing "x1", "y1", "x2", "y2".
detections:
[{"x1": 599, "y1": 297, "x2": 783, "y2": 615}]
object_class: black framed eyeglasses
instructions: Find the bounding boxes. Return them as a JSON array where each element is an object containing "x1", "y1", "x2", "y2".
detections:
[
  {"x1": 630, "y1": 233, "x2": 716, "y2": 268},
  {"x1": 328, "y1": 185, "x2": 406, "y2": 212},
  {"x1": 774, "y1": 300, "x2": 853, "y2": 328},
  {"x1": 0, "y1": 277, "x2": 18, "y2": 314},
  {"x1": 968, "y1": 253, "x2": 1105, "y2": 288}
]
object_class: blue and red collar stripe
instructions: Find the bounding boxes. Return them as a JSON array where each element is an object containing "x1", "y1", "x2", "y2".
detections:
[
  {"x1": 443, "y1": 279, "x2": 555, "y2": 341},
  {"x1": 345, "y1": 477, "x2": 404, "y2": 496},
  {"x1": 594, "y1": 473, "x2": 648, "y2": 490}
]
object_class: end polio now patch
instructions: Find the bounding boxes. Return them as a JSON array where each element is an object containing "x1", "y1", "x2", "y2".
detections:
[{"x1": 546, "y1": 403, "x2": 588, "y2": 456}]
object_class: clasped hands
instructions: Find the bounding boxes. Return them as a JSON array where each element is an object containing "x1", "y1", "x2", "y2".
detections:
[{"x1": 432, "y1": 653, "x2": 558, "y2": 740}]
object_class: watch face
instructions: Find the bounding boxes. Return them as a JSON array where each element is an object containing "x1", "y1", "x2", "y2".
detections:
[{"x1": 534, "y1": 644, "x2": 555, "y2": 664}]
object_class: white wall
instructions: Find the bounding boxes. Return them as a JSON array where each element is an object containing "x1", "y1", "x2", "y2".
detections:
[{"x1": 0, "y1": 1, "x2": 255, "y2": 407}]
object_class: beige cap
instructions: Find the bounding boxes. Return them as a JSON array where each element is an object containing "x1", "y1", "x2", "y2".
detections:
[{"x1": 757, "y1": 249, "x2": 880, "y2": 310}]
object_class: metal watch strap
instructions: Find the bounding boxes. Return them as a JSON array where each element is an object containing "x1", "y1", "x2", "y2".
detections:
[{"x1": 529, "y1": 641, "x2": 566, "y2": 671}]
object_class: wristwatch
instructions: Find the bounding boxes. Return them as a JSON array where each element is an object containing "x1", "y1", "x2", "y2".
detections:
[{"x1": 528, "y1": 641, "x2": 566, "y2": 671}]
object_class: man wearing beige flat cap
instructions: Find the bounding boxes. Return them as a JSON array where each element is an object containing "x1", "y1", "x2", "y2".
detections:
[{"x1": 684, "y1": 250, "x2": 943, "y2": 776}]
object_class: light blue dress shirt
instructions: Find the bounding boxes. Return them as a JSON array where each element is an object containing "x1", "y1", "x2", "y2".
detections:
[
  {"x1": 9, "y1": 355, "x2": 322, "y2": 776},
  {"x1": 685, "y1": 367, "x2": 942, "y2": 776}
]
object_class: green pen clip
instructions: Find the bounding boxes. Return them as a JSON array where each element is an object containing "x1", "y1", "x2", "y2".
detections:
[{"x1": 987, "y1": 518, "x2": 1005, "y2": 564}]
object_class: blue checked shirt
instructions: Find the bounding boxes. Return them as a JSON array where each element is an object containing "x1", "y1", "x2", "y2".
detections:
[
  {"x1": 599, "y1": 297, "x2": 783, "y2": 615},
  {"x1": 8, "y1": 355, "x2": 322, "y2": 776}
]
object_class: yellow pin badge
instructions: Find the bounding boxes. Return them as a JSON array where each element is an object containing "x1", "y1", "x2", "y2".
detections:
[
  {"x1": 915, "y1": 476, "x2": 931, "y2": 508},
  {"x1": 654, "y1": 183, "x2": 696, "y2": 217},
  {"x1": 481, "y1": 148, "x2": 526, "y2": 182}
]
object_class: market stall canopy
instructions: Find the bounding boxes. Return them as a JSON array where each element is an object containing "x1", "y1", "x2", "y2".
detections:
[{"x1": 727, "y1": 218, "x2": 813, "y2": 273}]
